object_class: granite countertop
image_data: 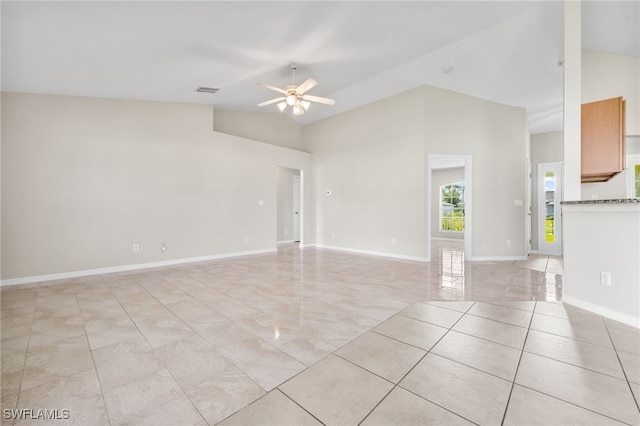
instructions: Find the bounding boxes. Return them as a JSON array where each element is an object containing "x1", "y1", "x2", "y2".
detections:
[{"x1": 561, "y1": 198, "x2": 640, "y2": 205}]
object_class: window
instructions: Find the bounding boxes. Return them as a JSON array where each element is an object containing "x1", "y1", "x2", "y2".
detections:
[
  {"x1": 627, "y1": 154, "x2": 640, "y2": 198},
  {"x1": 635, "y1": 164, "x2": 640, "y2": 198},
  {"x1": 440, "y1": 182, "x2": 465, "y2": 232},
  {"x1": 544, "y1": 171, "x2": 556, "y2": 243}
]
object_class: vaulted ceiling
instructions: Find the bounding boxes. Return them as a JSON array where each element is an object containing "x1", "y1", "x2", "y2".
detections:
[{"x1": 2, "y1": 1, "x2": 638, "y2": 134}]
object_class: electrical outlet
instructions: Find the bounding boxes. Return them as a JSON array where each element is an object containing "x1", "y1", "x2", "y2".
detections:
[
  {"x1": 244, "y1": 236, "x2": 249, "y2": 243},
  {"x1": 160, "y1": 242, "x2": 167, "y2": 252},
  {"x1": 600, "y1": 271, "x2": 611, "y2": 286},
  {"x1": 132, "y1": 244, "x2": 140, "y2": 253},
  {"x1": 506, "y1": 240, "x2": 511, "y2": 247},
  {"x1": 331, "y1": 232, "x2": 336, "y2": 239},
  {"x1": 391, "y1": 237, "x2": 396, "y2": 245}
]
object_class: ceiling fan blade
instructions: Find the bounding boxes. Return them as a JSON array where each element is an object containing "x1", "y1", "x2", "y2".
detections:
[
  {"x1": 257, "y1": 97, "x2": 286, "y2": 107},
  {"x1": 296, "y1": 78, "x2": 318, "y2": 95},
  {"x1": 302, "y1": 94, "x2": 335, "y2": 105},
  {"x1": 258, "y1": 83, "x2": 287, "y2": 95}
]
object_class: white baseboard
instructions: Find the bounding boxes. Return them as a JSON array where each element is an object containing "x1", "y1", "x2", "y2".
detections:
[
  {"x1": 276, "y1": 240, "x2": 295, "y2": 244},
  {"x1": 0, "y1": 248, "x2": 277, "y2": 287},
  {"x1": 467, "y1": 255, "x2": 529, "y2": 261},
  {"x1": 313, "y1": 244, "x2": 428, "y2": 262},
  {"x1": 562, "y1": 296, "x2": 640, "y2": 329}
]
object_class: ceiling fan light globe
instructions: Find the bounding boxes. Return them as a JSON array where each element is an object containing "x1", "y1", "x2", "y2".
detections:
[
  {"x1": 292, "y1": 102, "x2": 304, "y2": 115},
  {"x1": 277, "y1": 102, "x2": 287, "y2": 112},
  {"x1": 286, "y1": 95, "x2": 296, "y2": 106},
  {"x1": 301, "y1": 100, "x2": 311, "y2": 110}
]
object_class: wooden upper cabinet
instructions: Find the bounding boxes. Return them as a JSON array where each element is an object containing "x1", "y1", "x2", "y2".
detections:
[{"x1": 581, "y1": 96, "x2": 626, "y2": 183}]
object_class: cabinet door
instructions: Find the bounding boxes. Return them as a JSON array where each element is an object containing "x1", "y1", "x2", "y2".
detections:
[{"x1": 581, "y1": 97, "x2": 625, "y2": 181}]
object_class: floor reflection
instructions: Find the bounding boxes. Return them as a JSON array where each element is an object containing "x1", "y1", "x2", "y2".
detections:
[
  {"x1": 431, "y1": 238, "x2": 563, "y2": 302},
  {"x1": 436, "y1": 240, "x2": 466, "y2": 298}
]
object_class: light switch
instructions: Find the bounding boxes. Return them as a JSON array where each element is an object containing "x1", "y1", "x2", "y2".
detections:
[{"x1": 513, "y1": 199, "x2": 523, "y2": 206}]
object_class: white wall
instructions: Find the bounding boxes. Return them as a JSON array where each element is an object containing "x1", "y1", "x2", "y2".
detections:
[
  {"x1": 0, "y1": 86, "x2": 530, "y2": 281},
  {"x1": 582, "y1": 51, "x2": 640, "y2": 136},
  {"x1": 530, "y1": 130, "x2": 563, "y2": 251},
  {"x1": 305, "y1": 87, "x2": 426, "y2": 259},
  {"x1": 431, "y1": 167, "x2": 465, "y2": 240},
  {"x1": 563, "y1": 1, "x2": 582, "y2": 202},
  {"x1": 580, "y1": 51, "x2": 640, "y2": 199},
  {"x1": 305, "y1": 85, "x2": 528, "y2": 261},
  {"x1": 1, "y1": 93, "x2": 313, "y2": 281},
  {"x1": 563, "y1": 203, "x2": 640, "y2": 326},
  {"x1": 562, "y1": 40, "x2": 640, "y2": 325},
  {"x1": 214, "y1": 110, "x2": 305, "y2": 152},
  {"x1": 423, "y1": 85, "x2": 528, "y2": 259}
]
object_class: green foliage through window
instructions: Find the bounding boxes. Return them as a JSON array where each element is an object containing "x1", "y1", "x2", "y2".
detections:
[
  {"x1": 545, "y1": 217, "x2": 555, "y2": 243},
  {"x1": 441, "y1": 182, "x2": 465, "y2": 232}
]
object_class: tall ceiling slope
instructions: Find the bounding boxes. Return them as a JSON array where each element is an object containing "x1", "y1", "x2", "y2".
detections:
[{"x1": 1, "y1": 1, "x2": 637, "y2": 134}]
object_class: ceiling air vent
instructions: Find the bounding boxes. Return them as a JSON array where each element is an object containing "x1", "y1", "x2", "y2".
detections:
[{"x1": 196, "y1": 87, "x2": 219, "y2": 94}]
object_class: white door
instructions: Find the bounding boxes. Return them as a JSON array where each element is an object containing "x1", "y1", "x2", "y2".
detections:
[
  {"x1": 292, "y1": 176, "x2": 300, "y2": 242},
  {"x1": 537, "y1": 162, "x2": 563, "y2": 255}
]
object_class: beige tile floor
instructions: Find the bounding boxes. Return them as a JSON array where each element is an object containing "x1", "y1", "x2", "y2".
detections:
[{"x1": 1, "y1": 241, "x2": 638, "y2": 425}]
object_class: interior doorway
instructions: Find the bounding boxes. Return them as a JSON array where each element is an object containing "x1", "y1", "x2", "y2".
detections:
[
  {"x1": 427, "y1": 155, "x2": 472, "y2": 261},
  {"x1": 276, "y1": 166, "x2": 303, "y2": 245},
  {"x1": 292, "y1": 175, "x2": 301, "y2": 242},
  {"x1": 537, "y1": 162, "x2": 563, "y2": 256}
]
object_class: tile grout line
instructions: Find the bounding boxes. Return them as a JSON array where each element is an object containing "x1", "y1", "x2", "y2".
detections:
[
  {"x1": 80, "y1": 276, "x2": 117, "y2": 426},
  {"x1": 528, "y1": 310, "x2": 619, "y2": 350},
  {"x1": 160, "y1": 366, "x2": 212, "y2": 425},
  {"x1": 462, "y1": 311, "x2": 532, "y2": 329},
  {"x1": 276, "y1": 300, "x2": 481, "y2": 426},
  {"x1": 499, "y1": 303, "x2": 636, "y2": 426},
  {"x1": 521, "y1": 346, "x2": 632, "y2": 383},
  {"x1": 102, "y1": 272, "x2": 271, "y2": 425},
  {"x1": 500, "y1": 300, "x2": 537, "y2": 425},
  {"x1": 2, "y1": 243, "x2": 577, "y2": 425},
  {"x1": 513, "y1": 382, "x2": 635, "y2": 424},
  {"x1": 379, "y1": 306, "x2": 530, "y2": 382},
  {"x1": 9, "y1": 281, "x2": 41, "y2": 426},
  {"x1": 223, "y1": 301, "x2": 443, "y2": 425},
  {"x1": 544, "y1": 255, "x2": 550, "y2": 275},
  {"x1": 356, "y1": 301, "x2": 480, "y2": 426},
  {"x1": 602, "y1": 316, "x2": 640, "y2": 414},
  {"x1": 275, "y1": 389, "x2": 327, "y2": 426}
]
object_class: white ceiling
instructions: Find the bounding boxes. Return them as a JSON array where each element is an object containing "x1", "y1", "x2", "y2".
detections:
[{"x1": 2, "y1": 1, "x2": 638, "y2": 134}]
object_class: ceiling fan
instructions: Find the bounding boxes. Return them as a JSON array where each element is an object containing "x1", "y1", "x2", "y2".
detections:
[{"x1": 257, "y1": 63, "x2": 335, "y2": 115}]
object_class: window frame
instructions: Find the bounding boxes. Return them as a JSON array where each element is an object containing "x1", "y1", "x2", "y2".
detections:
[{"x1": 439, "y1": 182, "x2": 465, "y2": 233}]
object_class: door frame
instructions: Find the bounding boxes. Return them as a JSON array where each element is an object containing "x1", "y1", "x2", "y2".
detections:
[
  {"x1": 276, "y1": 166, "x2": 304, "y2": 246},
  {"x1": 427, "y1": 155, "x2": 472, "y2": 261}
]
